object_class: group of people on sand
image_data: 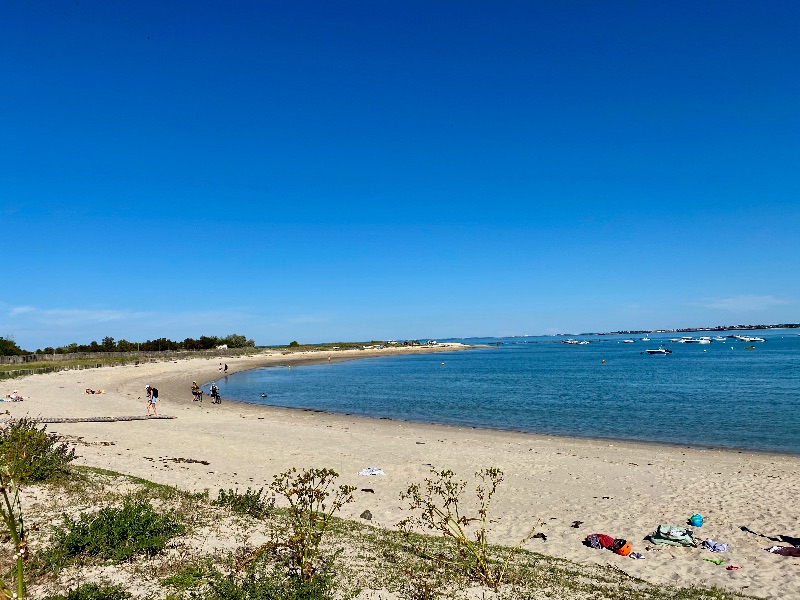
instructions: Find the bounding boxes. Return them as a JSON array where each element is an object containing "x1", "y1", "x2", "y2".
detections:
[{"x1": 192, "y1": 381, "x2": 221, "y2": 403}]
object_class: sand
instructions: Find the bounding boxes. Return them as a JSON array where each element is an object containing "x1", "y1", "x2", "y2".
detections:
[{"x1": 3, "y1": 347, "x2": 799, "y2": 598}]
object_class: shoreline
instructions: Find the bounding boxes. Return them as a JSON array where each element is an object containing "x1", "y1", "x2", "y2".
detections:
[
  {"x1": 3, "y1": 347, "x2": 799, "y2": 598},
  {"x1": 221, "y1": 396, "x2": 800, "y2": 460}
]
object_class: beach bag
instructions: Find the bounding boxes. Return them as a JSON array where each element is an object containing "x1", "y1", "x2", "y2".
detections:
[
  {"x1": 649, "y1": 524, "x2": 698, "y2": 547},
  {"x1": 151, "y1": 387, "x2": 158, "y2": 398},
  {"x1": 612, "y1": 539, "x2": 632, "y2": 556}
]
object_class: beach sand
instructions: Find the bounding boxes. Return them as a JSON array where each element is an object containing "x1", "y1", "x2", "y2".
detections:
[{"x1": 4, "y1": 347, "x2": 799, "y2": 598}]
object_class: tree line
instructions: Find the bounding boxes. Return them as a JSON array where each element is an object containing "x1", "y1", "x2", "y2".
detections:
[{"x1": 0, "y1": 334, "x2": 256, "y2": 356}]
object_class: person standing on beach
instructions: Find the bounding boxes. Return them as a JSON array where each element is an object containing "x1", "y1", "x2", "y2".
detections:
[
  {"x1": 224, "y1": 363, "x2": 228, "y2": 373},
  {"x1": 145, "y1": 384, "x2": 158, "y2": 416}
]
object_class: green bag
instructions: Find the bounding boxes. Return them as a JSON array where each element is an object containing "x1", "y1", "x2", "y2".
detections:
[{"x1": 649, "y1": 524, "x2": 698, "y2": 547}]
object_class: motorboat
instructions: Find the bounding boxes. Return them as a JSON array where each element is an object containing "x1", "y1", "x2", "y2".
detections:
[
  {"x1": 644, "y1": 348, "x2": 672, "y2": 355},
  {"x1": 641, "y1": 336, "x2": 651, "y2": 341},
  {"x1": 683, "y1": 337, "x2": 711, "y2": 344},
  {"x1": 623, "y1": 339, "x2": 636, "y2": 343},
  {"x1": 733, "y1": 335, "x2": 766, "y2": 343}
]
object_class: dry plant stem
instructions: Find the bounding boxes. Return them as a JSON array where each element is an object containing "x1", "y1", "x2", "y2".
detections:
[{"x1": 0, "y1": 469, "x2": 25, "y2": 600}]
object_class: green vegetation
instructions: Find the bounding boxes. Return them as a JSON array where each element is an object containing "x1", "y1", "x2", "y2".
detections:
[
  {"x1": 212, "y1": 487, "x2": 274, "y2": 519},
  {"x1": 184, "y1": 561, "x2": 335, "y2": 600},
  {"x1": 0, "y1": 418, "x2": 76, "y2": 484},
  {"x1": 0, "y1": 466, "x2": 27, "y2": 600},
  {"x1": 35, "y1": 333, "x2": 256, "y2": 354},
  {"x1": 269, "y1": 467, "x2": 355, "y2": 581},
  {"x1": 0, "y1": 336, "x2": 27, "y2": 356},
  {"x1": 399, "y1": 466, "x2": 535, "y2": 589},
  {"x1": 40, "y1": 495, "x2": 185, "y2": 572},
  {"x1": 42, "y1": 583, "x2": 131, "y2": 600}
]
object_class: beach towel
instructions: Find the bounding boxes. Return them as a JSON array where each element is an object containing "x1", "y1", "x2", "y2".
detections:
[
  {"x1": 584, "y1": 534, "x2": 615, "y2": 550},
  {"x1": 648, "y1": 524, "x2": 698, "y2": 547},
  {"x1": 358, "y1": 467, "x2": 385, "y2": 476}
]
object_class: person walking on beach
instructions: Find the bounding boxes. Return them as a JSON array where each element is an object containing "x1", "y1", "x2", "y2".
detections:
[
  {"x1": 145, "y1": 384, "x2": 158, "y2": 416},
  {"x1": 224, "y1": 363, "x2": 228, "y2": 374}
]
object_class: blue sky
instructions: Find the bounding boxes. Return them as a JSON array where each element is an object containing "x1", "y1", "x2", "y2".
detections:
[{"x1": 2, "y1": 1, "x2": 798, "y2": 350}]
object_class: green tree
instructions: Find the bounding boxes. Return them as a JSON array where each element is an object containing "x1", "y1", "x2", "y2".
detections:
[
  {"x1": 101, "y1": 336, "x2": 116, "y2": 351},
  {"x1": 0, "y1": 337, "x2": 27, "y2": 356},
  {"x1": 220, "y1": 333, "x2": 255, "y2": 348},
  {"x1": 116, "y1": 339, "x2": 136, "y2": 352}
]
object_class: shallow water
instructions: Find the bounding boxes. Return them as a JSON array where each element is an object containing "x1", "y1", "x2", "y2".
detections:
[{"x1": 205, "y1": 329, "x2": 800, "y2": 454}]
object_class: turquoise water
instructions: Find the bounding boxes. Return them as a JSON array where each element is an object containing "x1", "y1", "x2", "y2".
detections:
[{"x1": 205, "y1": 329, "x2": 800, "y2": 454}]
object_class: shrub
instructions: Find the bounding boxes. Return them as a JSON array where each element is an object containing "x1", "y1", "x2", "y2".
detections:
[
  {"x1": 42, "y1": 583, "x2": 131, "y2": 600},
  {"x1": 43, "y1": 495, "x2": 185, "y2": 570},
  {"x1": 0, "y1": 418, "x2": 76, "y2": 483},
  {"x1": 212, "y1": 487, "x2": 273, "y2": 519},
  {"x1": 269, "y1": 467, "x2": 355, "y2": 581},
  {"x1": 399, "y1": 466, "x2": 535, "y2": 589}
]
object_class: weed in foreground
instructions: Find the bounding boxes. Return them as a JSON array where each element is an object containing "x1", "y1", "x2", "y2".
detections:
[
  {"x1": 41, "y1": 583, "x2": 131, "y2": 600},
  {"x1": 0, "y1": 418, "x2": 76, "y2": 484},
  {"x1": 39, "y1": 495, "x2": 185, "y2": 572},
  {"x1": 161, "y1": 558, "x2": 335, "y2": 600},
  {"x1": 188, "y1": 560, "x2": 335, "y2": 600},
  {"x1": 399, "y1": 466, "x2": 535, "y2": 590},
  {"x1": 212, "y1": 487, "x2": 274, "y2": 519},
  {"x1": 0, "y1": 465, "x2": 27, "y2": 600},
  {"x1": 269, "y1": 467, "x2": 355, "y2": 581}
]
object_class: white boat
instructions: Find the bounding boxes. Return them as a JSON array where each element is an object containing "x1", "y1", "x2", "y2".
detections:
[
  {"x1": 713, "y1": 336, "x2": 726, "y2": 342},
  {"x1": 733, "y1": 335, "x2": 766, "y2": 343},
  {"x1": 641, "y1": 336, "x2": 651, "y2": 341},
  {"x1": 623, "y1": 339, "x2": 636, "y2": 343},
  {"x1": 645, "y1": 348, "x2": 672, "y2": 355}
]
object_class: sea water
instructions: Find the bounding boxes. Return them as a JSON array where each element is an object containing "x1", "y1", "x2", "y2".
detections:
[{"x1": 204, "y1": 329, "x2": 800, "y2": 455}]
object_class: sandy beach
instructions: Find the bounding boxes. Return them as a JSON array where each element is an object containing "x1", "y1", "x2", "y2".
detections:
[{"x1": 3, "y1": 347, "x2": 799, "y2": 598}]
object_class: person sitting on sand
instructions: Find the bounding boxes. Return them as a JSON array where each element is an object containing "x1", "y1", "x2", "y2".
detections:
[
  {"x1": 4, "y1": 390, "x2": 24, "y2": 401},
  {"x1": 85, "y1": 388, "x2": 106, "y2": 394}
]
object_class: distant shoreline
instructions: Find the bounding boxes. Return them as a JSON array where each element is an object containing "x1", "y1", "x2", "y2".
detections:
[{"x1": 564, "y1": 324, "x2": 799, "y2": 337}]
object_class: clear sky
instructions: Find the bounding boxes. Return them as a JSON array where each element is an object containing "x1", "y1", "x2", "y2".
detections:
[{"x1": 2, "y1": 1, "x2": 798, "y2": 350}]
